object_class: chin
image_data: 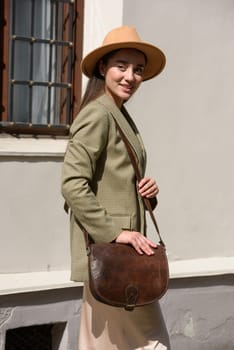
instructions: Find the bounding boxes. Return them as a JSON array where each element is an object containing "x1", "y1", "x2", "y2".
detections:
[{"x1": 120, "y1": 92, "x2": 132, "y2": 100}]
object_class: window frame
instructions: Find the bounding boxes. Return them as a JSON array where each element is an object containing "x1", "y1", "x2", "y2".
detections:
[{"x1": 0, "y1": 0, "x2": 84, "y2": 136}]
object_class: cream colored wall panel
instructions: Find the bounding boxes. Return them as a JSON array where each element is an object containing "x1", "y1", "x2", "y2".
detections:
[{"x1": 123, "y1": 0, "x2": 234, "y2": 261}]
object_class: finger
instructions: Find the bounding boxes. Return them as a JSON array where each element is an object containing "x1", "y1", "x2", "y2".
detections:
[
  {"x1": 121, "y1": 231, "x2": 156, "y2": 255},
  {"x1": 139, "y1": 180, "x2": 157, "y2": 193},
  {"x1": 140, "y1": 243, "x2": 155, "y2": 255},
  {"x1": 141, "y1": 188, "x2": 155, "y2": 196},
  {"x1": 138, "y1": 177, "x2": 149, "y2": 188},
  {"x1": 130, "y1": 236, "x2": 144, "y2": 255},
  {"x1": 133, "y1": 245, "x2": 144, "y2": 255},
  {"x1": 142, "y1": 181, "x2": 159, "y2": 196},
  {"x1": 145, "y1": 190, "x2": 158, "y2": 198},
  {"x1": 138, "y1": 177, "x2": 153, "y2": 189},
  {"x1": 140, "y1": 187, "x2": 158, "y2": 198},
  {"x1": 134, "y1": 236, "x2": 156, "y2": 255}
]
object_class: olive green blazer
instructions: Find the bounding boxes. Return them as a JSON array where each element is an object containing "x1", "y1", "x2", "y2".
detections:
[{"x1": 61, "y1": 94, "x2": 148, "y2": 281}]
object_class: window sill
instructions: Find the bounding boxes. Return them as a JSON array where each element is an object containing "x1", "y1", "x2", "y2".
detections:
[
  {"x1": 0, "y1": 270, "x2": 82, "y2": 296},
  {"x1": 0, "y1": 135, "x2": 68, "y2": 157}
]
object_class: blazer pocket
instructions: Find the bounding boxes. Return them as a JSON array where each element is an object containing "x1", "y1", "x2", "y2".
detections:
[{"x1": 110, "y1": 214, "x2": 131, "y2": 232}]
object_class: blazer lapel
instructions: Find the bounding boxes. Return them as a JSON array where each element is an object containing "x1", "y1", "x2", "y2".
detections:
[{"x1": 98, "y1": 94, "x2": 146, "y2": 176}]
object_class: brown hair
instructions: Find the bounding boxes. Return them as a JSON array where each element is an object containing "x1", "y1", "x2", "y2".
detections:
[{"x1": 79, "y1": 76, "x2": 105, "y2": 111}]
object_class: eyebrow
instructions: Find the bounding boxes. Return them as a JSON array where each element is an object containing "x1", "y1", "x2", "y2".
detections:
[{"x1": 115, "y1": 59, "x2": 145, "y2": 67}]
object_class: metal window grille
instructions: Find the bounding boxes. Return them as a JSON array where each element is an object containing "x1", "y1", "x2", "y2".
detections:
[
  {"x1": 5, "y1": 324, "x2": 53, "y2": 350},
  {"x1": 7, "y1": 0, "x2": 75, "y2": 133}
]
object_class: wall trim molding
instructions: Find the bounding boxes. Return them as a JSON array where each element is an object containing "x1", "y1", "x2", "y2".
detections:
[
  {"x1": 169, "y1": 256, "x2": 234, "y2": 278},
  {"x1": 0, "y1": 136, "x2": 68, "y2": 157},
  {"x1": 0, "y1": 270, "x2": 82, "y2": 295},
  {"x1": 1, "y1": 256, "x2": 234, "y2": 295}
]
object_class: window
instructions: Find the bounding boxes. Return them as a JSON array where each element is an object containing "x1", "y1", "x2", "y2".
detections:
[
  {"x1": 6, "y1": 323, "x2": 66, "y2": 350},
  {"x1": 0, "y1": 0, "x2": 84, "y2": 136}
]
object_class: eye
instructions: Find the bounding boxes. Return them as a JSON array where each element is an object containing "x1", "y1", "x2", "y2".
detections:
[
  {"x1": 117, "y1": 63, "x2": 127, "y2": 71},
  {"x1": 134, "y1": 66, "x2": 144, "y2": 76}
]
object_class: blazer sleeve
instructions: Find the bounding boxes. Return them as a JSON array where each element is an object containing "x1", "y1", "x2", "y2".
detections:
[{"x1": 61, "y1": 103, "x2": 121, "y2": 243}]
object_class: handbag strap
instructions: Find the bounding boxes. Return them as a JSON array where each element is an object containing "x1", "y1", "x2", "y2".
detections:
[{"x1": 114, "y1": 120, "x2": 165, "y2": 247}]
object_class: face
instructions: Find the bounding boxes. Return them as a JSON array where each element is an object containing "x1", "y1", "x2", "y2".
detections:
[{"x1": 99, "y1": 48, "x2": 146, "y2": 108}]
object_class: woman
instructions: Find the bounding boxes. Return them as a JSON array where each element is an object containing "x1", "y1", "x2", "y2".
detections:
[{"x1": 62, "y1": 26, "x2": 170, "y2": 349}]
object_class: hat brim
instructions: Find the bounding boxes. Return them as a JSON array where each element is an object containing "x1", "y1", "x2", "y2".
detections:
[{"x1": 81, "y1": 41, "x2": 166, "y2": 81}]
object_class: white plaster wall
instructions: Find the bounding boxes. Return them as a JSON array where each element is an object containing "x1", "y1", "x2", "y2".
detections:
[
  {"x1": 0, "y1": 0, "x2": 124, "y2": 276},
  {"x1": 0, "y1": 157, "x2": 69, "y2": 273},
  {"x1": 83, "y1": 0, "x2": 123, "y2": 56},
  {"x1": 82, "y1": 0, "x2": 123, "y2": 88},
  {"x1": 123, "y1": 0, "x2": 234, "y2": 261}
]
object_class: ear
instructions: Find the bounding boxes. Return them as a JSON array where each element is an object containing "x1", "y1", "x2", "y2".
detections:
[{"x1": 99, "y1": 60, "x2": 106, "y2": 77}]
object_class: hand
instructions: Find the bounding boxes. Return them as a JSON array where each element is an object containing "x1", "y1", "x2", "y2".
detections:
[
  {"x1": 138, "y1": 177, "x2": 159, "y2": 198},
  {"x1": 115, "y1": 230, "x2": 157, "y2": 255}
]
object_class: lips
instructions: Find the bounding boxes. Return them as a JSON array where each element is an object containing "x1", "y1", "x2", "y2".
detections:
[{"x1": 120, "y1": 84, "x2": 133, "y2": 93}]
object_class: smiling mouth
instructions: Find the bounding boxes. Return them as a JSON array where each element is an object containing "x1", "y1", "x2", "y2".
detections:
[{"x1": 121, "y1": 85, "x2": 133, "y2": 92}]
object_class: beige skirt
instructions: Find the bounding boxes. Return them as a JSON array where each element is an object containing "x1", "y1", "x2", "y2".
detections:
[{"x1": 78, "y1": 282, "x2": 170, "y2": 350}]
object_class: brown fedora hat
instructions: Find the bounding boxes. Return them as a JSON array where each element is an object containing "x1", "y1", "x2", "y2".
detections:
[{"x1": 81, "y1": 26, "x2": 166, "y2": 81}]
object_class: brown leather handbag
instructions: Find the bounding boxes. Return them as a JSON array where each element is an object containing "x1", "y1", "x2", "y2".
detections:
[
  {"x1": 87, "y1": 240, "x2": 168, "y2": 311},
  {"x1": 79, "y1": 120, "x2": 169, "y2": 311}
]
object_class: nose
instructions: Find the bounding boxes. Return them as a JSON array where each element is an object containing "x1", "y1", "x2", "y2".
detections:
[{"x1": 125, "y1": 66, "x2": 134, "y2": 81}]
